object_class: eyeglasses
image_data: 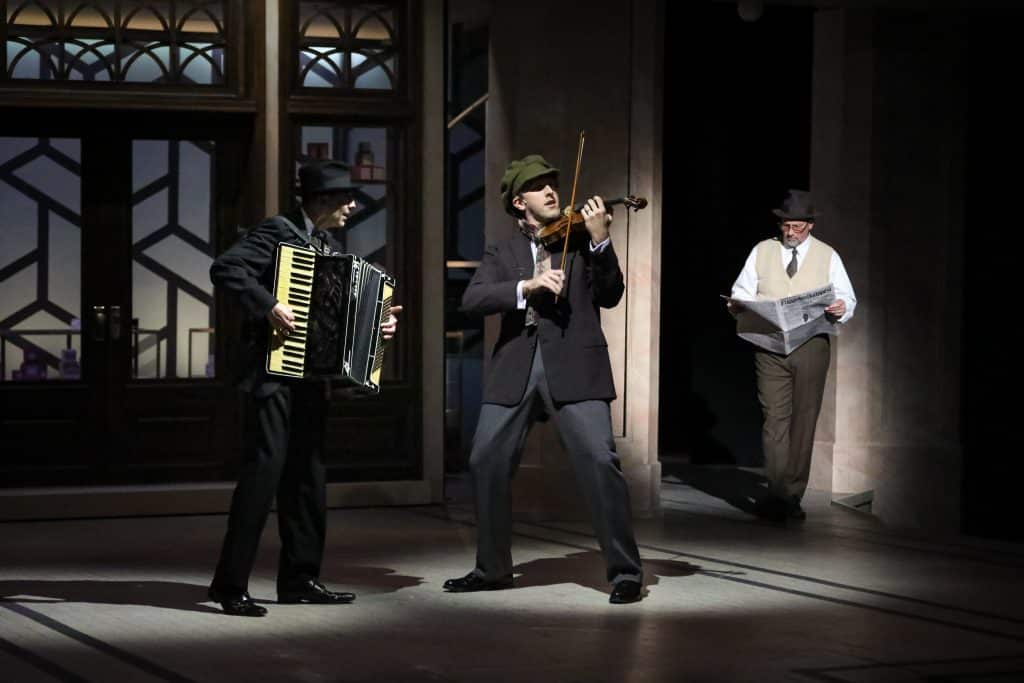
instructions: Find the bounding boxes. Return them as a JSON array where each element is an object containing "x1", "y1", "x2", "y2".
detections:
[{"x1": 779, "y1": 221, "x2": 811, "y2": 233}]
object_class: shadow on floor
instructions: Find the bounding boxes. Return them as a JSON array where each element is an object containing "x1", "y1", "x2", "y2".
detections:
[
  {"x1": 0, "y1": 580, "x2": 221, "y2": 614},
  {"x1": 324, "y1": 565, "x2": 425, "y2": 594},
  {"x1": 662, "y1": 462, "x2": 777, "y2": 516},
  {"x1": 512, "y1": 551, "x2": 700, "y2": 596},
  {"x1": 0, "y1": 566, "x2": 424, "y2": 614}
]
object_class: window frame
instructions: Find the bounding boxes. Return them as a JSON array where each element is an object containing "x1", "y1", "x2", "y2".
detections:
[{"x1": 0, "y1": 0, "x2": 255, "y2": 111}]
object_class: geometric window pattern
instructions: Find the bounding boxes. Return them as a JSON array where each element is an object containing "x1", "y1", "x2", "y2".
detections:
[
  {"x1": 448, "y1": 111, "x2": 485, "y2": 264},
  {"x1": 297, "y1": 1, "x2": 397, "y2": 90},
  {"x1": 132, "y1": 139, "x2": 216, "y2": 378},
  {"x1": 0, "y1": 136, "x2": 82, "y2": 382},
  {"x1": 3, "y1": 1, "x2": 227, "y2": 84},
  {"x1": 296, "y1": 125, "x2": 390, "y2": 266}
]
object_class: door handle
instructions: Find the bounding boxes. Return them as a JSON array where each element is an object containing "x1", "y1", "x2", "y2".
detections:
[
  {"x1": 109, "y1": 305, "x2": 122, "y2": 341},
  {"x1": 92, "y1": 305, "x2": 107, "y2": 342}
]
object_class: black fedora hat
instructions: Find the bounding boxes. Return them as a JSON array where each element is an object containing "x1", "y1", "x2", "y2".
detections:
[
  {"x1": 772, "y1": 189, "x2": 820, "y2": 221},
  {"x1": 299, "y1": 160, "x2": 360, "y2": 195}
]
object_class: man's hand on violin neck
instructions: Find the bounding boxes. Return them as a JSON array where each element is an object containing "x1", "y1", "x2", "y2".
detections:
[
  {"x1": 581, "y1": 195, "x2": 611, "y2": 244},
  {"x1": 524, "y1": 270, "x2": 565, "y2": 297}
]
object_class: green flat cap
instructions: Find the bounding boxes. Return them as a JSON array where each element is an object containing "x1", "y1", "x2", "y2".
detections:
[{"x1": 500, "y1": 154, "x2": 559, "y2": 215}]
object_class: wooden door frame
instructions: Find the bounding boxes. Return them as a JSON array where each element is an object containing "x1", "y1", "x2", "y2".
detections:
[{"x1": 0, "y1": 0, "x2": 447, "y2": 517}]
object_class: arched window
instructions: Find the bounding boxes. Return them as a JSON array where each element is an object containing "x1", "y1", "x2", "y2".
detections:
[
  {"x1": 295, "y1": 2, "x2": 399, "y2": 92},
  {"x1": 2, "y1": 1, "x2": 230, "y2": 85}
]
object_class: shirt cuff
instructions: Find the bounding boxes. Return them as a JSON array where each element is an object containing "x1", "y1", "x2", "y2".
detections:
[
  {"x1": 590, "y1": 237, "x2": 611, "y2": 253},
  {"x1": 516, "y1": 280, "x2": 528, "y2": 309}
]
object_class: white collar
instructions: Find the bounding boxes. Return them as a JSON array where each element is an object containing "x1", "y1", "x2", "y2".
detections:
[{"x1": 781, "y1": 234, "x2": 814, "y2": 257}]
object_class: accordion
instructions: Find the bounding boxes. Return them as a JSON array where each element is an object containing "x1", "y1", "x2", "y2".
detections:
[{"x1": 266, "y1": 242, "x2": 395, "y2": 393}]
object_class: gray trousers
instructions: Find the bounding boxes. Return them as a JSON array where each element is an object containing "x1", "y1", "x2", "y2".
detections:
[
  {"x1": 470, "y1": 343, "x2": 643, "y2": 585},
  {"x1": 754, "y1": 335, "x2": 831, "y2": 502}
]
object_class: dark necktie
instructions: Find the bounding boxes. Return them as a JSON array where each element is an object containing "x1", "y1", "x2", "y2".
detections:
[
  {"x1": 525, "y1": 237, "x2": 550, "y2": 327},
  {"x1": 786, "y1": 248, "x2": 798, "y2": 278},
  {"x1": 311, "y1": 229, "x2": 332, "y2": 255}
]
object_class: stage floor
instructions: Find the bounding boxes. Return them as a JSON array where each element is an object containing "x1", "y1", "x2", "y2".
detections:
[{"x1": 2, "y1": 478, "x2": 1024, "y2": 682}]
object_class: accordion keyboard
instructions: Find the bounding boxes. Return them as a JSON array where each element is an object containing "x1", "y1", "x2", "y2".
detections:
[
  {"x1": 267, "y1": 244, "x2": 315, "y2": 378},
  {"x1": 370, "y1": 283, "x2": 394, "y2": 389}
]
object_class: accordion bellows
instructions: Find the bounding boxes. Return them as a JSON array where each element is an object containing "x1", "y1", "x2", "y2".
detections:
[{"x1": 267, "y1": 243, "x2": 395, "y2": 392}]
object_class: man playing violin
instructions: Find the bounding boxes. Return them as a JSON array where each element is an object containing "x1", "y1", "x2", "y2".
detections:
[{"x1": 443, "y1": 154, "x2": 644, "y2": 604}]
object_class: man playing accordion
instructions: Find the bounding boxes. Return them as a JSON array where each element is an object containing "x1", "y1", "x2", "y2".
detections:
[{"x1": 207, "y1": 161, "x2": 401, "y2": 617}]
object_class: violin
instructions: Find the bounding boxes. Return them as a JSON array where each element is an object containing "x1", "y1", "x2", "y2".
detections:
[{"x1": 534, "y1": 195, "x2": 649, "y2": 248}]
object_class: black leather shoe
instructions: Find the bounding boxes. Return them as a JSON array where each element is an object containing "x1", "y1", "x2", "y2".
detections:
[
  {"x1": 208, "y1": 587, "x2": 267, "y2": 617},
  {"x1": 609, "y1": 580, "x2": 643, "y2": 604},
  {"x1": 753, "y1": 497, "x2": 789, "y2": 523},
  {"x1": 278, "y1": 579, "x2": 355, "y2": 604},
  {"x1": 787, "y1": 499, "x2": 807, "y2": 520},
  {"x1": 442, "y1": 572, "x2": 513, "y2": 593}
]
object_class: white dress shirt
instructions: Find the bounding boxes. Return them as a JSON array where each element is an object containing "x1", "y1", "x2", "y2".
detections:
[
  {"x1": 730, "y1": 235, "x2": 857, "y2": 324},
  {"x1": 515, "y1": 237, "x2": 611, "y2": 309}
]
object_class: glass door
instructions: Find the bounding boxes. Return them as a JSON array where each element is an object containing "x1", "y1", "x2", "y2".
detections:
[
  {"x1": 0, "y1": 120, "x2": 247, "y2": 487},
  {"x1": 0, "y1": 135, "x2": 98, "y2": 485}
]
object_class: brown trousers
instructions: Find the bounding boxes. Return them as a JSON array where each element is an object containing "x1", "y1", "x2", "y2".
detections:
[{"x1": 754, "y1": 336, "x2": 830, "y2": 502}]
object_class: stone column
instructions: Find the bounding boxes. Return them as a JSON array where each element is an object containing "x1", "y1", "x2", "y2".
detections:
[{"x1": 809, "y1": 8, "x2": 966, "y2": 531}]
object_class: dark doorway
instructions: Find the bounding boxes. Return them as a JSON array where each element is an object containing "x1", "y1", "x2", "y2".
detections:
[
  {"x1": 659, "y1": 2, "x2": 814, "y2": 466},
  {"x1": 962, "y1": 9, "x2": 1024, "y2": 541}
]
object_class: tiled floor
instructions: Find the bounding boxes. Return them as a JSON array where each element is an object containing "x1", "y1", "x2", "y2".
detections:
[{"x1": 2, "y1": 474, "x2": 1024, "y2": 682}]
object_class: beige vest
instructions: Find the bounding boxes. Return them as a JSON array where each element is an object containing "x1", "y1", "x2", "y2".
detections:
[{"x1": 754, "y1": 237, "x2": 833, "y2": 300}]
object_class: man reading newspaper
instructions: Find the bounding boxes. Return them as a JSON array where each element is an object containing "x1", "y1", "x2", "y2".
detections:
[{"x1": 727, "y1": 190, "x2": 857, "y2": 521}]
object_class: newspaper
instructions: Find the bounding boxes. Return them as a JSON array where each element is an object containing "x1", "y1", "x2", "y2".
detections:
[{"x1": 725, "y1": 284, "x2": 838, "y2": 355}]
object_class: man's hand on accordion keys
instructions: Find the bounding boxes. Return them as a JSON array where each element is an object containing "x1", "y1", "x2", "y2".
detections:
[
  {"x1": 268, "y1": 302, "x2": 296, "y2": 340},
  {"x1": 381, "y1": 305, "x2": 402, "y2": 341}
]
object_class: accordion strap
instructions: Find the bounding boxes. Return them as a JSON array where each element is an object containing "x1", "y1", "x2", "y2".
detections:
[{"x1": 272, "y1": 215, "x2": 314, "y2": 248}]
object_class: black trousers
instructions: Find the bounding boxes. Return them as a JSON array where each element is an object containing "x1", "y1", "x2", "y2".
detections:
[{"x1": 211, "y1": 382, "x2": 328, "y2": 596}]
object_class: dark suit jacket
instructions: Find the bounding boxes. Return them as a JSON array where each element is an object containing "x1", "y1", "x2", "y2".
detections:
[
  {"x1": 210, "y1": 208, "x2": 344, "y2": 397},
  {"x1": 461, "y1": 230, "x2": 624, "y2": 406}
]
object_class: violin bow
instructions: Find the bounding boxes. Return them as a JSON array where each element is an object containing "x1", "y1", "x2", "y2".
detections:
[{"x1": 557, "y1": 130, "x2": 585, "y2": 301}]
